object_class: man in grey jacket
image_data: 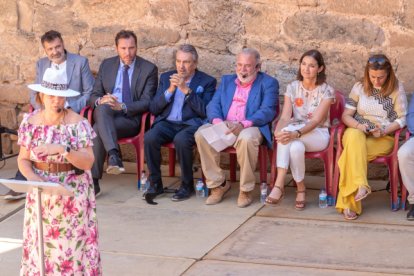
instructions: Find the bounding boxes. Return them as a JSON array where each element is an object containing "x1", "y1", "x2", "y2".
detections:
[
  {"x1": 30, "y1": 30, "x2": 94, "y2": 113},
  {"x1": 5, "y1": 30, "x2": 94, "y2": 200}
]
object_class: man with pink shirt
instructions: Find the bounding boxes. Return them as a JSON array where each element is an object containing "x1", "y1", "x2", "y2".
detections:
[{"x1": 195, "y1": 48, "x2": 279, "y2": 207}]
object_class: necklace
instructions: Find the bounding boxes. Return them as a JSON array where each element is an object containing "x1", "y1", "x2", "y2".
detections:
[{"x1": 41, "y1": 109, "x2": 66, "y2": 126}]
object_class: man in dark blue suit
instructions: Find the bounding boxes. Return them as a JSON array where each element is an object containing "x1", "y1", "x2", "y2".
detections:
[{"x1": 144, "y1": 44, "x2": 216, "y2": 202}]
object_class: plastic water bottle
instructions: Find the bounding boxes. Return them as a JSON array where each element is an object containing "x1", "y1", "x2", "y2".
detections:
[
  {"x1": 196, "y1": 179, "x2": 205, "y2": 198},
  {"x1": 139, "y1": 170, "x2": 148, "y2": 192},
  {"x1": 319, "y1": 188, "x2": 328, "y2": 208},
  {"x1": 260, "y1": 182, "x2": 268, "y2": 204}
]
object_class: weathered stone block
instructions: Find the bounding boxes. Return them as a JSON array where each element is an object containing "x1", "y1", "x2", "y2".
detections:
[
  {"x1": 0, "y1": 0, "x2": 17, "y2": 32},
  {"x1": 0, "y1": 84, "x2": 30, "y2": 105},
  {"x1": 389, "y1": 31, "x2": 414, "y2": 48},
  {"x1": 284, "y1": 12, "x2": 385, "y2": 48},
  {"x1": 33, "y1": 8, "x2": 88, "y2": 36},
  {"x1": 243, "y1": 3, "x2": 282, "y2": 37},
  {"x1": 396, "y1": 49, "x2": 414, "y2": 93},
  {"x1": 326, "y1": 0, "x2": 400, "y2": 17},
  {"x1": 0, "y1": 107, "x2": 17, "y2": 129},
  {"x1": 0, "y1": 59, "x2": 18, "y2": 83},
  {"x1": 135, "y1": 26, "x2": 180, "y2": 49},
  {"x1": 189, "y1": 30, "x2": 227, "y2": 51},
  {"x1": 91, "y1": 25, "x2": 124, "y2": 48},
  {"x1": 17, "y1": 0, "x2": 34, "y2": 33},
  {"x1": 154, "y1": 47, "x2": 176, "y2": 73},
  {"x1": 150, "y1": 0, "x2": 189, "y2": 26},
  {"x1": 197, "y1": 51, "x2": 235, "y2": 81},
  {"x1": 189, "y1": 0, "x2": 243, "y2": 35}
]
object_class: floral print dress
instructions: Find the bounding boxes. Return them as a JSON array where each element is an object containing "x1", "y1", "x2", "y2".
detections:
[{"x1": 18, "y1": 111, "x2": 101, "y2": 276}]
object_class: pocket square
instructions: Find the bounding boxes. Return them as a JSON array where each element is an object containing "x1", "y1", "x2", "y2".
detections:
[{"x1": 196, "y1": 86, "x2": 204, "y2": 93}]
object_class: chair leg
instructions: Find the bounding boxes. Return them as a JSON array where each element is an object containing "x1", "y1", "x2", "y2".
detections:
[
  {"x1": 270, "y1": 148, "x2": 276, "y2": 188},
  {"x1": 229, "y1": 153, "x2": 237, "y2": 182},
  {"x1": 323, "y1": 158, "x2": 334, "y2": 206},
  {"x1": 389, "y1": 161, "x2": 400, "y2": 211},
  {"x1": 169, "y1": 148, "x2": 176, "y2": 177},
  {"x1": 399, "y1": 169, "x2": 407, "y2": 210},
  {"x1": 259, "y1": 147, "x2": 267, "y2": 183}
]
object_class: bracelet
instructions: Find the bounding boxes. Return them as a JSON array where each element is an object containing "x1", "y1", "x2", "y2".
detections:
[{"x1": 296, "y1": 130, "x2": 302, "y2": 138}]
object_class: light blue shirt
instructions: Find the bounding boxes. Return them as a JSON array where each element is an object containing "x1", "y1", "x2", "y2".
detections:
[
  {"x1": 113, "y1": 58, "x2": 136, "y2": 103},
  {"x1": 165, "y1": 78, "x2": 192, "y2": 122}
]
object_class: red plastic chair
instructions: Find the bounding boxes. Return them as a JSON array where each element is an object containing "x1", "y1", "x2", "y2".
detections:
[
  {"x1": 270, "y1": 91, "x2": 345, "y2": 201},
  {"x1": 333, "y1": 123, "x2": 406, "y2": 211},
  {"x1": 84, "y1": 105, "x2": 151, "y2": 186},
  {"x1": 400, "y1": 130, "x2": 412, "y2": 210},
  {"x1": 155, "y1": 104, "x2": 279, "y2": 184}
]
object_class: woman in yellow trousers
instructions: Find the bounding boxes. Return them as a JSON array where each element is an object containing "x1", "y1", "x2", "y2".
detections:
[{"x1": 336, "y1": 54, "x2": 407, "y2": 220}]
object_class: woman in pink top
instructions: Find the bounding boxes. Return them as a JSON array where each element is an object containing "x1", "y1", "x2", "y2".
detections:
[{"x1": 265, "y1": 49, "x2": 334, "y2": 210}]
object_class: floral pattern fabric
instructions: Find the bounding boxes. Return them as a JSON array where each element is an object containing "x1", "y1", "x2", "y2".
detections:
[
  {"x1": 285, "y1": 80, "x2": 335, "y2": 128},
  {"x1": 18, "y1": 110, "x2": 101, "y2": 276}
]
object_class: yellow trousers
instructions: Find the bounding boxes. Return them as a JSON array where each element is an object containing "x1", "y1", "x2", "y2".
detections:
[{"x1": 335, "y1": 128, "x2": 394, "y2": 215}]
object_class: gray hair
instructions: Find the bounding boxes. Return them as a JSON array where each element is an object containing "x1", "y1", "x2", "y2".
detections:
[
  {"x1": 239, "y1": 48, "x2": 261, "y2": 64},
  {"x1": 177, "y1": 44, "x2": 198, "y2": 62}
]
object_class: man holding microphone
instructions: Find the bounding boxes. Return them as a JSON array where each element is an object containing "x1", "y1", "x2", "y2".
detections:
[{"x1": 144, "y1": 44, "x2": 216, "y2": 202}]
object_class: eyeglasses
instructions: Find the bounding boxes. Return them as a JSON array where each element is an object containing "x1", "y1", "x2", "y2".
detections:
[{"x1": 368, "y1": 56, "x2": 387, "y2": 66}]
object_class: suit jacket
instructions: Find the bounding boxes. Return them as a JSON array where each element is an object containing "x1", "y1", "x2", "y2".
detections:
[
  {"x1": 30, "y1": 51, "x2": 94, "y2": 113},
  {"x1": 150, "y1": 70, "x2": 216, "y2": 127},
  {"x1": 207, "y1": 72, "x2": 279, "y2": 148},
  {"x1": 89, "y1": 56, "x2": 158, "y2": 121}
]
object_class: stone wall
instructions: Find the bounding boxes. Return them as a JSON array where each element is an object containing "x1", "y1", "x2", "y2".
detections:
[{"x1": 1, "y1": 0, "x2": 413, "y2": 178}]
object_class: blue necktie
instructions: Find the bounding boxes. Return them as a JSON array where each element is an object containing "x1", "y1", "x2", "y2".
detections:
[{"x1": 122, "y1": 65, "x2": 132, "y2": 104}]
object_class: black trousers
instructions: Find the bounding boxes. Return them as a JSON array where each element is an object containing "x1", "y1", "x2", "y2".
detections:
[{"x1": 144, "y1": 120, "x2": 198, "y2": 192}]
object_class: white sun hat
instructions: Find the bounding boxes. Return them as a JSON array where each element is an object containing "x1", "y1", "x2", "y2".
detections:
[{"x1": 28, "y1": 67, "x2": 80, "y2": 97}]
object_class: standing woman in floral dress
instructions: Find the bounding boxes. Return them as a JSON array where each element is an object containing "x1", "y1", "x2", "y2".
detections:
[{"x1": 17, "y1": 68, "x2": 101, "y2": 275}]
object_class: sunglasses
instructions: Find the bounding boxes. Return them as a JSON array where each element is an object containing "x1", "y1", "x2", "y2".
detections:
[{"x1": 368, "y1": 56, "x2": 387, "y2": 66}]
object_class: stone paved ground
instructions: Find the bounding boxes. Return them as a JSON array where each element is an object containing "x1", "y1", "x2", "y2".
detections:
[{"x1": 0, "y1": 158, "x2": 412, "y2": 275}]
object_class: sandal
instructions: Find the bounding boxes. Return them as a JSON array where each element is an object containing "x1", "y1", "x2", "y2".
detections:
[
  {"x1": 295, "y1": 189, "x2": 306, "y2": 211},
  {"x1": 265, "y1": 186, "x2": 284, "y2": 206},
  {"x1": 343, "y1": 208, "x2": 358, "y2": 220},
  {"x1": 355, "y1": 186, "x2": 371, "y2": 202}
]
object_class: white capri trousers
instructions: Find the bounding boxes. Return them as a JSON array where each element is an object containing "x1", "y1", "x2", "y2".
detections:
[
  {"x1": 398, "y1": 137, "x2": 414, "y2": 204},
  {"x1": 276, "y1": 127, "x2": 330, "y2": 182}
]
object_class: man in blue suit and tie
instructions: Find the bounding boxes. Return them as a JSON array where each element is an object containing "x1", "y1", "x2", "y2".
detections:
[
  {"x1": 144, "y1": 44, "x2": 216, "y2": 202},
  {"x1": 195, "y1": 48, "x2": 279, "y2": 208}
]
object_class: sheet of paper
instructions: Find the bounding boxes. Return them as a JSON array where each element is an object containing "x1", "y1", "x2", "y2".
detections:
[{"x1": 199, "y1": 122, "x2": 237, "y2": 152}]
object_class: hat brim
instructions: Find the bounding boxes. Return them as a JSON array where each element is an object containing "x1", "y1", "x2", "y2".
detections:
[{"x1": 28, "y1": 84, "x2": 80, "y2": 97}]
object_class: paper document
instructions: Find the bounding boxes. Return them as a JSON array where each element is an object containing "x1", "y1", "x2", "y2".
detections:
[{"x1": 199, "y1": 122, "x2": 237, "y2": 152}]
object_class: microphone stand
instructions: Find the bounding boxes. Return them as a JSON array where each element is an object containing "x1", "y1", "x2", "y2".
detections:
[{"x1": 0, "y1": 126, "x2": 18, "y2": 161}]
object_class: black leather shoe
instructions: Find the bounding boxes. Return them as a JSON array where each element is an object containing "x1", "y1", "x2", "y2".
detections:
[
  {"x1": 171, "y1": 187, "x2": 193, "y2": 202},
  {"x1": 106, "y1": 154, "x2": 125, "y2": 175},
  {"x1": 407, "y1": 205, "x2": 414, "y2": 221}
]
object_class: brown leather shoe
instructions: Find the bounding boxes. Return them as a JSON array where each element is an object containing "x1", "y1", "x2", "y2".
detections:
[
  {"x1": 205, "y1": 182, "x2": 231, "y2": 205},
  {"x1": 237, "y1": 191, "x2": 253, "y2": 208}
]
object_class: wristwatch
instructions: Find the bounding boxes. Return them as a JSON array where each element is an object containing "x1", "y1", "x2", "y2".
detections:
[
  {"x1": 62, "y1": 145, "x2": 71, "y2": 157},
  {"x1": 121, "y1": 103, "x2": 127, "y2": 114}
]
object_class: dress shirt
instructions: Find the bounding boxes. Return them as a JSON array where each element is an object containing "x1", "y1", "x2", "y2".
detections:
[
  {"x1": 164, "y1": 78, "x2": 192, "y2": 122},
  {"x1": 212, "y1": 78, "x2": 254, "y2": 128},
  {"x1": 113, "y1": 58, "x2": 136, "y2": 103}
]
